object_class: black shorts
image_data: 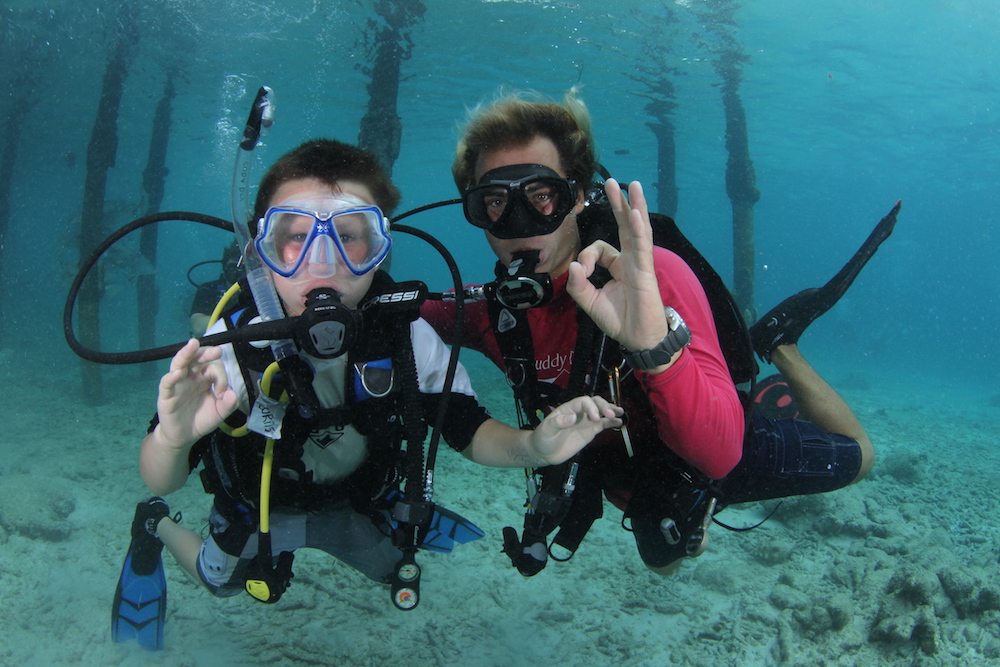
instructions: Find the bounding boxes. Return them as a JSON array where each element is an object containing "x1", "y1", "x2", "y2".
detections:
[{"x1": 721, "y1": 412, "x2": 863, "y2": 505}]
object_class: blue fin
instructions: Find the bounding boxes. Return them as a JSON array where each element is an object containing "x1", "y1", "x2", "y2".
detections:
[
  {"x1": 382, "y1": 490, "x2": 484, "y2": 554},
  {"x1": 111, "y1": 534, "x2": 167, "y2": 650},
  {"x1": 420, "y1": 505, "x2": 485, "y2": 554}
]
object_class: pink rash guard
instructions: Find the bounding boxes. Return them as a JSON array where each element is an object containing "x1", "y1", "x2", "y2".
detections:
[{"x1": 421, "y1": 246, "x2": 745, "y2": 480}]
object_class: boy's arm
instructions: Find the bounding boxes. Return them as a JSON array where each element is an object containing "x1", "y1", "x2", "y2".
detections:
[
  {"x1": 461, "y1": 396, "x2": 622, "y2": 468},
  {"x1": 140, "y1": 427, "x2": 197, "y2": 496}
]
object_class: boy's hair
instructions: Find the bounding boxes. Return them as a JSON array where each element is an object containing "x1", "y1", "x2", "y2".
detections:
[
  {"x1": 452, "y1": 88, "x2": 596, "y2": 192},
  {"x1": 252, "y1": 139, "x2": 401, "y2": 234}
]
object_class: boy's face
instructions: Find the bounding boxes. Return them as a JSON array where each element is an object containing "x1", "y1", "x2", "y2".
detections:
[
  {"x1": 265, "y1": 177, "x2": 380, "y2": 314},
  {"x1": 474, "y1": 135, "x2": 584, "y2": 279}
]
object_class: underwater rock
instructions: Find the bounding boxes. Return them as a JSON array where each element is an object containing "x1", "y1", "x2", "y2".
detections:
[
  {"x1": 825, "y1": 594, "x2": 853, "y2": 631},
  {"x1": 750, "y1": 540, "x2": 794, "y2": 566},
  {"x1": 825, "y1": 554, "x2": 870, "y2": 591},
  {"x1": 937, "y1": 566, "x2": 979, "y2": 617},
  {"x1": 535, "y1": 609, "x2": 575, "y2": 625},
  {"x1": 865, "y1": 535, "x2": 910, "y2": 557},
  {"x1": 692, "y1": 560, "x2": 744, "y2": 593},
  {"x1": 937, "y1": 565, "x2": 1000, "y2": 618},
  {"x1": 887, "y1": 566, "x2": 944, "y2": 608},
  {"x1": 0, "y1": 474, "x2": 75, "y2": 540},
  {"x1": 768, "y1": 583, "x2": 810, "y2": 611},
  {"x1": 778, "y1": 493, "x2": 874, "y2": 538},
  {"x1": 985, "y1": 635, "x2": 1000, "y2": 660},
  {"x1": 879, "y1": 450, "x2": 925, "y2": 484},
  {"x1": 792, "y1": 605, "x2": 836, "y2": 635},
  {"x1": 789, "y1": 597, "x2": 853, "y2": 636},
  {"x1": 886, "y1": 565, "x2": 953, "y2": 624},
  {"x1": 869, "y1": 614, "x2": 915, "y2": 644},
  {"x1": 912, "y1": 608, "x2": 939, "y2": 656},
  {"x1": 870, "y1": 566, "x2": 947, "y2": 656}
]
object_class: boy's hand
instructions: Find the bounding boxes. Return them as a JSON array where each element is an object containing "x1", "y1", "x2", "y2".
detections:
[{"x1": 155, "y1": 339, "x2": 238, "y2": 450}]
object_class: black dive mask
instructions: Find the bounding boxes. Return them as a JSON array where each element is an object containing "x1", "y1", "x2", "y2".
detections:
[
  {"x1": 462, "y1": 164, "x2": 578, "y2": 240},
  {"x1": 296, "y1": 288, "x2": 362, "y2": 359},
  {"x1": 484, "y1": 250, "x2": 553, "y2": 310}
]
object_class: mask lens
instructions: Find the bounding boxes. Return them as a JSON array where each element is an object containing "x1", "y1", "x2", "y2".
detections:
[
  {"x1": 331, "y1": 209, "x2": 386, "y2": 270},
  {"x1": 523, "y1": 178, "x2": 567, "y2": 218},
  {"x1": 464, "y1": 185, "x2": 505, "y2": 229},
  {"x1": 260, "y1": 210, "x2": 315, "y2": 274},
  {"x1": 462, "y1": 174, "x2": 575, "y2": 238},
  {"x1": 479, "y1": 187, "x2": 510, "y2": 225},
  {"x1": 256, "y1": 201, "x2": 391, "y2": 277}
]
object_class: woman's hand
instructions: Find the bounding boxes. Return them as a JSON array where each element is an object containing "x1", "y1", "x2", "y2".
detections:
[
  {"x1": 566, "y1": 179, "x2": 669, "y2": 353},
  {"x1": 528, "y1": 395, "x2": 623, "y2": 465}
]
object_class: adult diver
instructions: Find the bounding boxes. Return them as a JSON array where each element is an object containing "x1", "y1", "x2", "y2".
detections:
[{"x1": 420, "y1": 89, "x2": 898, "y2": 577}]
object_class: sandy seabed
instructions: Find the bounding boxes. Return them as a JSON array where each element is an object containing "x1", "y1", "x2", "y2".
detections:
[{"x1": 2, "y1": 351, "x2": 999, "y2": 667}]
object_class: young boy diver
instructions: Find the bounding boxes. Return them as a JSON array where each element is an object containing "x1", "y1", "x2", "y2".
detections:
[{"x1": 128, "y1": 139, "x2": 622, "y2": 615}]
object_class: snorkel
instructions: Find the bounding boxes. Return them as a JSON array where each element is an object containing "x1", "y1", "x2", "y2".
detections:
[
  {"x1": 229, "y1": 87, "x2": 307, "y2": 605},
  {"x1": 231, "y1": 86, "x2": 323, "y2": 422},
  {"x1": 230, "y1": 87, "x2": 297, "y2": 363}
]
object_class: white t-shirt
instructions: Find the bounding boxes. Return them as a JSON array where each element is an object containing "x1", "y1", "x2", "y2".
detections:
[{"x1": 208, "y1": 316, "x2": 477, "y2": 483}]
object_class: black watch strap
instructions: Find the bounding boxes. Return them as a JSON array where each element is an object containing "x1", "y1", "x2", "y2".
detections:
[{"x1": 621, "y1": 307, "x2": 692, "y2": 371}]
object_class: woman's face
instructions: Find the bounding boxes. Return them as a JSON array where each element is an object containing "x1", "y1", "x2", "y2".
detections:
[{"x1": 263, "y1": 177, "x2": 380, "y2": 314}]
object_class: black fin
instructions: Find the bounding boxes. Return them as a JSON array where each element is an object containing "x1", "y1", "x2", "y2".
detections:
[{"x1": 750, "y1": 201, "x2": 900, "y2": 362}]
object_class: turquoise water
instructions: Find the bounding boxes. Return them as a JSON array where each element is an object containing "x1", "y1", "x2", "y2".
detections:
[
  {"x1": 3, "y1": 0, "x2": 998, "y2": 383},
  {"x1": 2, "y1": 1, "x2": 999, "y2": 665},
  {"x1": 3, "y1": 0, "x2": 996, "y2": 383}
]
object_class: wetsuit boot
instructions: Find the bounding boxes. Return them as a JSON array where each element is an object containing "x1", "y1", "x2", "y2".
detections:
[{"x1": 750, "y1": 200, "x2": 900, "y2": 363}]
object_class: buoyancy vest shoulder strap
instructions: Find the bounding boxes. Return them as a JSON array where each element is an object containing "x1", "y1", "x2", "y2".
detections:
[
  {"x1": 487, "y1": 297, "x2": 543, "y2": 426},
  {"x1": 648, "y1": 212, "x2": 757, "y2": 390},
  {"x1": 486, "y1": 274, "x2": 607, "y2": 426}
]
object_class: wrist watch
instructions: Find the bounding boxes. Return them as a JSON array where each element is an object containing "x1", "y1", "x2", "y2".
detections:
[{"x1": 622, "y1": 307, "x2": 692, "y2": 371}]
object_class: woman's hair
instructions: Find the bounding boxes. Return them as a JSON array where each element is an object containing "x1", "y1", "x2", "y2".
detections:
[
  {"x1": 251, "y1": 139, "x2": 401, "y2": 234},
  {"x1": 452, "y1": 88, "x2": 597, "y2": 192}
]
